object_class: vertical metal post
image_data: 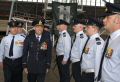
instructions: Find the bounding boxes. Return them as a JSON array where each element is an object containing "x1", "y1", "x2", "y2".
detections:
[
  {"x1": 44, "y1": 0, "x2": 48, "y2": 19},
  {"x1": 35, "y1": 0, "x2": 38, "y2": 18},
  {"x1": 95, "y1": 0, "x2": 96, "y2": 18},
  {"x1": 6, "y1": 0, "x2": 15, "y2": 35},
  {"x1": 81, "y1": 0, "x2": 83, "y2": 10}
]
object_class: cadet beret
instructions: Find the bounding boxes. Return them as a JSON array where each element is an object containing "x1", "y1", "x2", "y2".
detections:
[
  {"x1": 56, "y1": 19, "x2": 69, "y2": 26},
  {"x1": 72, "y1": 18, "x2": 87, "y2": 25},
  {"x1": 86, "y1": 18, "x2": 104, "y2": 29},
  {"x1": 32, "y1": 18, "x2": 45, "y2": 27},
  {"x1": 8, "y1": 20, "x2": 17, "y2": 28},
  {"x1": 102, "y1": 0, "x2": 120, "y2": 16},
  {"x1": 16, "y1": 21, "x2": 24, "y2": 28}
]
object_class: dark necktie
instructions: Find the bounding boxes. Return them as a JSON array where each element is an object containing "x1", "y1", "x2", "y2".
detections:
[
  {"x1": 71, "y1": 35, "x2": 76, "y2": 48},
  {"x1": 97, "y1": 36, "x2": 110, "y2": 81},
  {"x1": 80, "y1": 36, "x2": 90, "y2": 63},
  {"x1": 37, "y1": 37, "x2": 39, "y2": 42},
  {"x1": 9, "y1": 36, "x2": 15, "y2": 57}
]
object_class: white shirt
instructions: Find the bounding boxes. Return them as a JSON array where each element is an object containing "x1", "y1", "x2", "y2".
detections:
[
  {"x1": 81, "y1": 33, "x2": 104, "y2": 78},
  {"x1": 101, "y1": 29, "x2": 120, "y2": 82},
  {"x1": 71, "y1": 31, "x2": 88, "y2": 63},
  {"x1": 35, "y1": 34, "x2": 41, "y2": 41},
  {"x1": 0, "y1": 34, "x2": 25, "y2": 62},
  {"x1": 56, "y1": 30, "x2": 71, "y2": 61}
]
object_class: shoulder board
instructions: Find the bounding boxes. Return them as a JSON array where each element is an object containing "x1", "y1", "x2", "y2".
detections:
[
  {"x1": 21, "y1": 35, "x2": 26, "y2": 38},
  {"x1": 80, "y1": 34, "x2": 84, "y2": 38},
  {"x1": 63, "y1": 32, "x2": 66, "y2": 37},
  {"x1": 96, "y1": 37, "x2": 100, "y2": 41}
]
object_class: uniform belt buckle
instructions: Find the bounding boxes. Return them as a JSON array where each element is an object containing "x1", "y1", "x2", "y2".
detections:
[
  {"x1": 85, "y1": 69, "x2": 94, "y2": 73},
  {"x1": 81, "y1": 69, "x2": 94, "y2": 74}
]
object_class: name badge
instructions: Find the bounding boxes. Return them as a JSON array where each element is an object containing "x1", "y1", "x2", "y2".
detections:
[
  {"x1": 84, "y1": 47, "x2": 89, "y2": 54},
  {"x1": 105, "y1": 48, "x2": 113, "y2": 58},
  {"x1": 15, "y1": 40, "x2": 24, "y2": 46}
]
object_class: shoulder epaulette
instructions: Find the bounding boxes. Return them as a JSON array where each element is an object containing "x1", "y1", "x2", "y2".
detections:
[
  {"x1": 63, "y1": 32, "x2": 66, "y2": 37},
  {"x1": 21, "y1": 34, "x2": 26, "y2": 38},
  {"x1": 80, "y1": 34, "x2": 84, "y2": 38}
]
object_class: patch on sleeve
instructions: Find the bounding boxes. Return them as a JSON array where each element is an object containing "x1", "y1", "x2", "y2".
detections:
[
  {"x1": 80, "y1": 34, "x2": 84, "y2": 38},
  {"x1": 63, "y1": 32, "x2": 66, "y2": 37},
  {"x1": 96, "y1": 37, "x2": 101, "y2": 45}
]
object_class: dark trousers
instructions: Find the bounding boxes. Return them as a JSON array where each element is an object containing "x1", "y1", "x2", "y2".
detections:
[
  {"x1": 81, "y1": 72, "x2": 94, "y2": 82},
  {"x1": 56, "y1": 55, "x2": 70, "y2": 82},
  {"x1": 27, "y1": 73, "x2": 46, "y2": 82},
  {"x1": 3, "y1": 57, "x2": 23, "y2": 82},
  {"x1": 72, "y1": 61, "x2": 82, "y2": 82}
]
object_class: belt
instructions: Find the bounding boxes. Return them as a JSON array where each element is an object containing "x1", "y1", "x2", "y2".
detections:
[
  {"x1": 4, "y1": 57, "x2": 22, "y2": 61},
  {"x1": 82, "y1": 69, "x2": 95, "y2": 73}
]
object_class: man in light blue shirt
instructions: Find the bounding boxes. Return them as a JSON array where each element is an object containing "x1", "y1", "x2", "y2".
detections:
[
  {"x1": 56, "y1": 19, "x2": 71, "y2": 82},
  {"x1": 70, "y1": 19, "x2": 88, "y2": 82},
  {"x1": 97, "y1": 1, "x2": 120, "y2": 82},
  {"x1": 81, "y1": 18, "x2": 104, "y2": 82},
  {"x1": 0, "y1": 20, "x2": 25, "y2": 82}
]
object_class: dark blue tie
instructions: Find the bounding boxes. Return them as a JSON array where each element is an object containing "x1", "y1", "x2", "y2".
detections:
[
  {"x1": 97, "y1": 36, "x2": 110, "y2": 81},
  {"x1": 80, "y1": 36, "x2": 90, "y2": 63},
  {"x1": 9, "y1": 36, "x2": 15, "y2": 57}
]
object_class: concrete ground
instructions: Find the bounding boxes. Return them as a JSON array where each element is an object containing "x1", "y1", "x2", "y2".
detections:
[{"x1": 0, "y1": 48, "x2": 75, "y2": 82}]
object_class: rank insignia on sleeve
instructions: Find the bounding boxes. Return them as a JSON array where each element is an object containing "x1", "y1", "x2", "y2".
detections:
[
  {"x1": 96, "y1": 42, "x2": 101, "y2": 45},
  {"x1": 84, "y1": 47, "x2": 89, "y2": 54},
  {"x1": 105, "y1": 48, "x2": 113, "y2": 58},
  {"x1": 80, "y1": 34, "x2": 84, "y2": 38},
  {"x1": 63, "y1": 32, "x2": 66, "y2": 37}
]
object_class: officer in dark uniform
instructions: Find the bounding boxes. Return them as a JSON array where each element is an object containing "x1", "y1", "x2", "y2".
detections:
[
  {"x1": 0, "y1": 20, "x2": 25, "y2": 82},
  {"x1": 22, "y1": 18, "x2": 52, "y2": 82}
]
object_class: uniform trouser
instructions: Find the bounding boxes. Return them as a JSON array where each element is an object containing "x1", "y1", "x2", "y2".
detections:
[
  {"x1": 81, "y1": 72, "x2": 94, "y2": 82},
  {"x1": 3, "y1": 57, "x2": 23, "y2": 82},
  {"x1": 56, "y1": 55, "x2": 70, "y2": 82},
  {"x1": 72, "y1": 61, "x2": 82, "y2": 82},
  {"x1": 27, "y1": 73, "x2": 46, "y2": 82}
]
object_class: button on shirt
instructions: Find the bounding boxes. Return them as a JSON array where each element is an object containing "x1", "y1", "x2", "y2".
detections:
[
  {"x1": 0, "y1": 34, "x2": 25, "y2": 62},
  {"x1": 81, "y1": 33, "x2": 104, "y2": 78},
  {"x1": 101, "y1": 29, "x2": 120, "y2": 82},
  {"x1": 56, "y1": 30, "x2": 71, "y2": 61},
  {"x1": 71, "y1": 31, "x2": 88, "y2": 63}
]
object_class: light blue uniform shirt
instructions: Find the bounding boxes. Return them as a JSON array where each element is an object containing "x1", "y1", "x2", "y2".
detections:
[
  {"x1": 81, "y1": 33, "x2": 104, "y2": 78},
  {"x1": 71, "y1": 31, "x2": 88, "y2": 63},
  {"x1": 56, "y1": 30, "x2": 71, "y2": 61},
  {"x1": 101, "y1": 29, "x2": 120, "y2": 82},
  {"x1": 0, "y1": 34, "x2": 25, "y2": 62}
]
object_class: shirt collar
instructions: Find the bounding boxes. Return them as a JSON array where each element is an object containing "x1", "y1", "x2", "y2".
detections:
[
  {"x1": 60, "y1": 30, "x2": 67, "y2": 35},
  {"x1": 76, "y1": 31, "x2": 84, "y2": 36},
  {"x1": 35, "y1": 34, "x2": 41, "y2": 38},
  {"x1": 110, "y1": 29, "x2": 120, "y2": 40},
  {"x1": 9, "y1": 33, "x2": 18, "y2": 37},
  {"x1": 90, "y1": 33, "x2": 99, "y2": 40}
]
